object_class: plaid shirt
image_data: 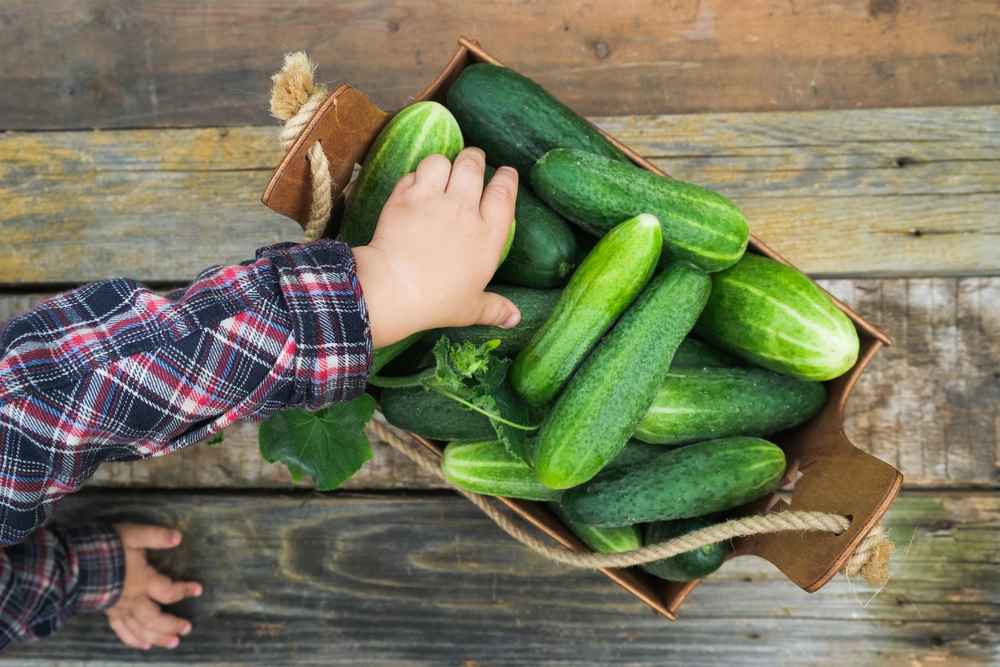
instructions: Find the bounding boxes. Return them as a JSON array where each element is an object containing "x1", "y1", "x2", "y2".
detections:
[{"x1": 0, "y1": 240, "x2": 371, "y2": 646}]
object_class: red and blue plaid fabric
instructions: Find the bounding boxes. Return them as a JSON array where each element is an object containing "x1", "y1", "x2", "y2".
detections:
[{"x1": 0, "y1": 240, "x2": 371, "y2": 645}]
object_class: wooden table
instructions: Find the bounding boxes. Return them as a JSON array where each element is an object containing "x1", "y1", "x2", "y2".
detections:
[{"x1": 1, "y1": 2, "x2": 998, "y2": 664}]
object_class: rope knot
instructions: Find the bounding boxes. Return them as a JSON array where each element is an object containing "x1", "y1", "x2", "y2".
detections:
[{"x1": 270, "y1": 52, "x2": 333, "y2": 241}]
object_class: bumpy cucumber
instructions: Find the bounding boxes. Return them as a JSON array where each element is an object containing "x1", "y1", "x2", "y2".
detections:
[
  {"x1": 442, "y1": 440, "x2": 562, "y2": 501},
  {"x1": 696, "y1": 253, "x2": 860, "y2": 381},
  {"x1": 439, "y1": 286, "x2": 562, "y2": 359},
  {"x1": 603, "y1": 440, "x2": 663, "y2": 473},
  {"x1": 534, "y1": 262, "x2": 711, "y2": 490},
  {"x1": 633, "y1": 367, "x2": 826, "y2": 445},
  {"x1": 488, "y1": 166, "x2": 580, "y2": 288},
  {"x1": 340, "y1": 101, "x2": 464, "y2": 246},
  {"x1": 530, "y1": 148, "x2": 749, "y2": 273},
  {"x1": 642, "y1": 517, "x2": 729, "y2": 582},
  {"x1": 511, "y1": 214, "x2": 662, "y2": 407},
  {"x1": 550, "y1": 504, "x2": 642, "y2": 554},
  {"x1": 670, "y1": 338, "x2": 741, "y2": 369},
  {"x1": 560, "y1": 437, "x2": 787, "y2": 527},
  {"x1": 446, "y1": 64, "x2": 627, "y2": 177},
  {"x1": 380, "y1": 386, "x2": 493, "y2": 442}
]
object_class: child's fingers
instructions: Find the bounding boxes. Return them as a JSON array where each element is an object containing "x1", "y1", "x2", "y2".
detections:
[
  {"x1": 108, "y1": 614, "x2": 149, "y2": 650},
  {"x1": 476, "y1": 293, "x2": 521, "y2": 330},
  {"x1": 133, "y1": 596, "x2": 192, "y2": 639},
  {"x1": 480, "y1": 166, "x2": 518, "y2": 248},
  {"x1": 148, "y1": 572, "x2": 202, "y2": 605},
  {"x1": 117, "y1": 524, "x2": 181, "y2": 550},
  {"x1": 122, "y1": 611, "x2": 176, "y2": 649},
  {"x1": 387, "y1": 172, "x2": 417, "y2": 201},
  {"x1": 445, "y1": 147, "x2": 486, "y2": 202},
  {"x1": 413, "y1": 154, "x2": 452, "y2": 192}
]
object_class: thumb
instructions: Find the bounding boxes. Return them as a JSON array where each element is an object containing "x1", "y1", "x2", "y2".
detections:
[
  {"x1": 476, "y1": 293, "x2": 521, "y2": 329},
  {"x1": 116, "y1": 523, "x2": 183, "y2": 550}
]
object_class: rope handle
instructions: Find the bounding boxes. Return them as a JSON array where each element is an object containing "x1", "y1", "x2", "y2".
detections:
[{"x1": 269, "y1": 52, "x2": 894, "y2": 589}]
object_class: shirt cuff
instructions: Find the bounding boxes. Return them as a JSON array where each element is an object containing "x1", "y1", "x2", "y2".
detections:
[
  {"x1": 63, "y1": 524, "x2": 125, "y2": 613},
  {"x1": 259, "y1": 239, "x2": 374, "y2": 409}
]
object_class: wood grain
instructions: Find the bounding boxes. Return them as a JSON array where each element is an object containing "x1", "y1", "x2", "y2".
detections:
[
  {"x1": 0, "y1": 1, "x2": 998, "y2": 129},
  {"x1": 0, "y1": 106, "x2": 997, "y2": 285},
  {"x1": 3, "y1": 277, "x2": 997, "y2": 490},
  {"x1": 4, "y1": 491, "x2": 996, "y2": 665}
]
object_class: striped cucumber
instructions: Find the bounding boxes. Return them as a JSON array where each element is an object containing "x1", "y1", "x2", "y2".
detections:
[
  {"x1": 446, "y1": 63, "x2": 627, "y2": 177},
  {"x1": 670, "y1": 337, "x2": 741, "y2": 369},
  {"x1": 633, "y1": 367, "x2": 826, "y2": 445},
  {"x1": 696, "y1": 253, "x2": 860, "y2": 381},
  {"x1": 550, "y1": 504, "x2": 642, "y2": 554},
  {"x1": 642, "y1": 517, "x2": 729, "y2": 582},
  {"x1": 441, "y1": 440, "x2": 561, "y2": 501},
  {"x1": 340, "y1": 101, "x2": 464, "y2": 246},
  {"x1": 530, "y1": 148, "x2": 749, "y2": 273},
  {"x1": 560, "y1": 437, "x2": 787, "y2": 527},
  {"x1": 511, "y1": 214, "x2": 662, "y2": 407},
  {"x1": 534, "y1": 262, "x2": 712, "y2": 490}
]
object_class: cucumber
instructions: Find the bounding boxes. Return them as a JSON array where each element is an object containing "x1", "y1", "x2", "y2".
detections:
[
  {"x1": 696, "y1": 253, "x2": 860, "y2": 381},
  {"x1": 371, "y1": 333, "x2": 423, "y2": 376},
  {"x1": 534, "y1": 262, "x2": 711, "y2": 490},
  {"x1": 550, "y1": 504, "x2": 642, "y2": 554},
  {"x1": 380, "y1": 386, "x2": 493, "y2": 442},
  {"x1": 511, "y1": 214, "x2": 662, "y2": 407},
  {"x1": 442, "y1": 441, "x2": 562, "y2": 501},
  {"x1": 642, "y1": 517, "x2": 729, "y2": 582},
  {"x1": 446, "y1": 63, "x2": 627, "y2": 177},
  {"x1": 633, "y1": 367, "x2": 826, "y2": 446},
  {"x1": 488, "y1": 166, "x2": 579, "y2": 288},
  {"x1": 670, "y1": 337, "x2": 741, "y2": 369},
  {"x1": 604, "y1": 440, "x2": 663, "y2": 473},
  {"x1": 340, "y1": 101, "x2": 464, "y2": 247},
  {"x1": 560, "y1": 437, "x2": 787, "y2": 527},
  {"x1": 530, "y1": 148, "x2": 749, "y2": 273}
]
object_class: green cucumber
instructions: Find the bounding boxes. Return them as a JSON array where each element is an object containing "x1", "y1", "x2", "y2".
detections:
[
  {"x1": 696, "y1": 253, "x2": 860, "y2": 381},
  {"x1": 340, "y1": 101, "x2": 464, "y2": 246},
  {"x1": 642, "y1": 518, "x2": 729, "y2": 582},
  {"x1": 488, "y1": 166, "x2": 580, "y2": 288},
  {"x1": 633, "y1": 367, "x2": 826, "y2": 446},
  {"x1": 670, "y1": 338, "x2": 741, "y2": 369},
  {"x1": 550, "y1": 504, "x2": 642, "y2": 554},
  {"x1": 530, "y1": 148, "x2": 749, "y2": 273},
  {"x1": 442, "y1": 440, "x2": 561, "y2": 501},
  {"x1": 560, "y1": 437, "x2": 787, "y2": 527},
  {"x1": 534, "y1": 262, "x2": 711, "y2": 490},
  {"x1": 446, "y1": 63, "x2": 627, "y2": 177},
  {"x1": 380, "y1": 386, "x2": 493, "y2": 442},
  {"x1": 511, "y1": 214, "x2": 662, "y2": 407},
  {"x1": 604, "y1": 440, "x2": 663, "y2": 473},
  {"x1": 371, "y1": 333, "x2": 423, "y2": 376}
]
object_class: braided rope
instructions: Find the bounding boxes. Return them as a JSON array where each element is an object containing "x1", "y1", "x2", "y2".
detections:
[
  {"x1": 270, "y1": 52, "x2": 333, "y2": 241},
  {"x1": 366, "y1": 416, "x2": 893, "y2": 586}
]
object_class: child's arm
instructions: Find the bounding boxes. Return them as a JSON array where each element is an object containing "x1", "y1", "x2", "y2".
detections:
[
  {"x1": 0, "y1": 149, "x2": 516, "y2": 643},
  {"x1": 0, "y1": 523, "x2": 199, "y2": 650}
]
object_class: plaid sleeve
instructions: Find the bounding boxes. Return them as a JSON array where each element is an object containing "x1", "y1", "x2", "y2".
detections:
[
  {"x1": 0, "y1": 240, "x2": 372, "y2": 545},
  {"x1": 0, "y1": 523, "x2": 124, "y2": 648}
]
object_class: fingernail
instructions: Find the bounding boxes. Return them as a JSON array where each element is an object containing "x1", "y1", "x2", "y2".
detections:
[
  {"x1": 143, "y1": 644, "x2": 152, "y2": 651},
  {"x1": 501, "y1": 310, "x2": 521, "y2": 329},
  {"x1": 168, "y1": 638, "x2": 179, "y2": 649},
  {"x1": 171, "y1": 531, "x2": 182, "y2": 545},
  {"x1": 194, "y1": 584, "x2": 203, "y2": 597},
  {"x1": 182, "y1": 624, "x2": 192, "y2": 636}
]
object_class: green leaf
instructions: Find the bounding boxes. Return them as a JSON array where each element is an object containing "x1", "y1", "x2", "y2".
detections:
[
  {"x1": 258, "y1": 394, "x2": 376, "y2": 491},
  {"x1": 205, "y1": 430, "x2": 225, "y2": 447},
  {"x1": 486, "y1": 380, "x2": 540, "y2": 464}
]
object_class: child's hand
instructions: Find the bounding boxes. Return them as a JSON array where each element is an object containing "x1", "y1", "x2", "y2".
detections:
[
  {"x1": 353, "y1": 148, "x2": 521, "y2": 349},
  {"x1": 105, "y1": 524, "x2": 202, "y2": 651}
]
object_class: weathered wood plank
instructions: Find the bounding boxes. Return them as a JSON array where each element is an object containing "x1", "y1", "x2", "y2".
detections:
[
  {"x1": 4, "y1": 491, "x2": 997, "y2": 665},
  {"x1": 1, "y1": 1, "x2": 998, "y2": 129},
  {"x1": 0, "y1": 106, "x2": 997, "y2": 284},
  {"x1": 2, "y1": 276, "x2": 997, "y2": 490}
]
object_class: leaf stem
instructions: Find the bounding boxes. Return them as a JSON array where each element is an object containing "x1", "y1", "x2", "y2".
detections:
[{"x1": 432, "y1": 388, "x2": 540, "y2": 431}]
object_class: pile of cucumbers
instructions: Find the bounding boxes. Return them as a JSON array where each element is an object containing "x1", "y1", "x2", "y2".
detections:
[{"x1": 341, "y1": 64, "x2": 861, "y2": 583}]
